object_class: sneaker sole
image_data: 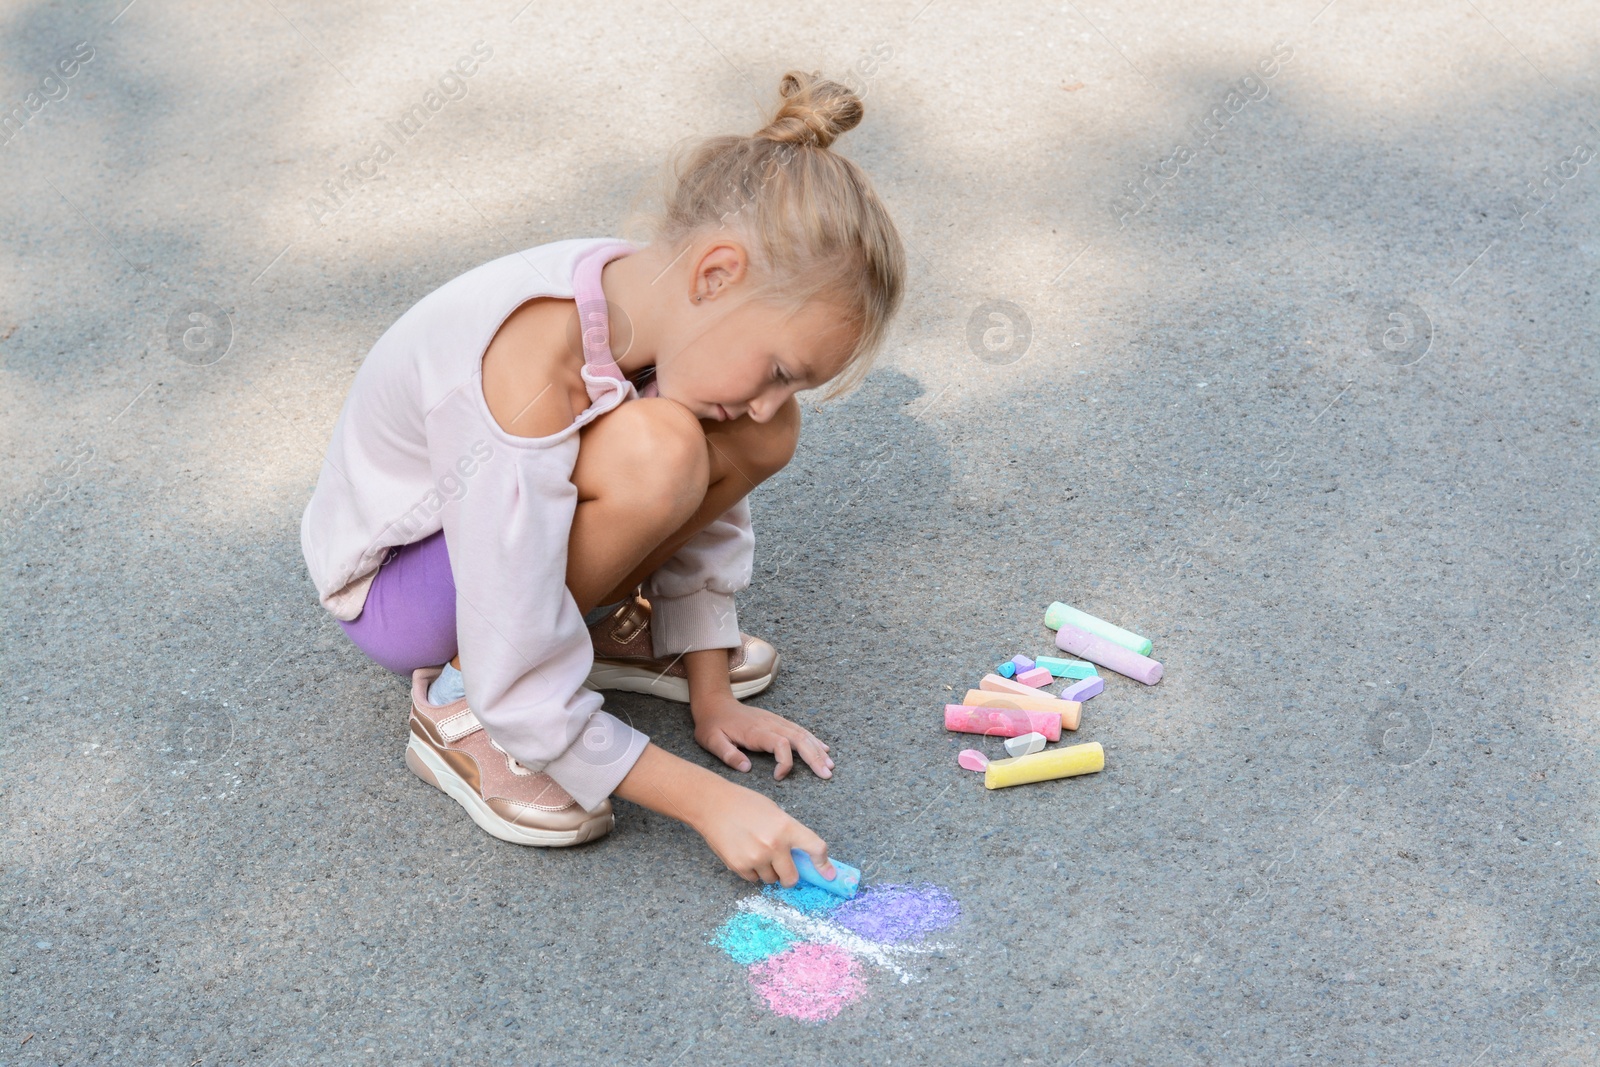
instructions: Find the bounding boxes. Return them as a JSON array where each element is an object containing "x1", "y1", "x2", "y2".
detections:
[
  {"x1": 404, "y1": 734, "x2": 612, "y2": 847},
  {"x1": 583, "y1": 657, "x2": 777, "y2": 703}
]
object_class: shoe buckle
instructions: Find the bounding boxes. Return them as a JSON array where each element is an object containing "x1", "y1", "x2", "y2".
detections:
[{"x1": 611, "y1": 604, "x2": 647, "y2": 644}]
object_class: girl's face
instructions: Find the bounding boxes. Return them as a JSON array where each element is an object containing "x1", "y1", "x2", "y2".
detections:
[{"x1": 651, "y1": 242, "x2": 860, "y2": 424}]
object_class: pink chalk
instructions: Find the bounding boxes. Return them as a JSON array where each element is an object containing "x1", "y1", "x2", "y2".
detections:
[
  {"x1": 979, "y1": 673, "x2": 1043, "y2": 697},
  {"x1": 958, "y1": 749, "x2": 990, "y2": 772},
  {"x1": 944, "y1": 704, "x2": 1062, "y2": 742},
  {"x1": 1054, "y1": 623, "x2": 1163, "y2": 685},
  {"x1": 1016, "y1": 666, "x2": 1054, "y2": 688},
  {"x1": 1010, "y1": 655, "x2": 1035, "y2": 671},
  {"x1": 1061, "y1": 676, "x2": 1104, "y2": 701}
]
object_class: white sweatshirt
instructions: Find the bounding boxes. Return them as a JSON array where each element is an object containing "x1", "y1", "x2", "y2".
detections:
[{"x1": 300, "y1": 237, "x2": 754, "y2": 811}]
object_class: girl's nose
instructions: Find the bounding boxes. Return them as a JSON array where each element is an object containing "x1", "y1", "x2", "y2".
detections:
[{"x1": 746, "y1": 388, "x2": 782, "y2": 424}]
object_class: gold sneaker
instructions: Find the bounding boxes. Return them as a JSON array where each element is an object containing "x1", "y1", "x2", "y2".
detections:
[
  {"x1": 405, "y1": 667, "x2": 613, "y2": 846},
  {"x1": 584, "y1": 593, "x2": 779, "y2": 703}
]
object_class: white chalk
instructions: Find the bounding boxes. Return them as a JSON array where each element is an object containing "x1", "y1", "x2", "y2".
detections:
[{"x1": 1004, "y1": 732, "x2": 1048, "y2": 757}]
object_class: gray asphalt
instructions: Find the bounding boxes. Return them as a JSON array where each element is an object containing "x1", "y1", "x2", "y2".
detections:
[{"x1": 3, "y1": 1, "x2": 1598, "y2": 1064}]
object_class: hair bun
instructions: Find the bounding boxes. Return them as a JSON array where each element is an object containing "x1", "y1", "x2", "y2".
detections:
[{"x1": 755, "y1": 70, "x2": 863, "y2": 149}]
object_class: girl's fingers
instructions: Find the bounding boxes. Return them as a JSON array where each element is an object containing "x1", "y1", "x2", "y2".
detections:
[
  {"x1": 773, "y1": 848, "x2": 801, "y2": 888},
  {"x1": 772, "y1": 737, "x2": 794, "y2": 780},
  {"x1": 703, "y1": 730, "x2": 751, "y2": 772},
  {"x1": 795, "y1": 735, "x2": 833, "y2": 779},
  {"x1": 755, "y1": 862, "x2": 781, "y2": 886},
  {"x1": 794, "y1": 831, "x2": 832, "y2": 879}
]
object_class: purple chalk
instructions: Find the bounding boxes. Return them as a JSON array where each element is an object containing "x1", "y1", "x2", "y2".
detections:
[
  {"x1": 1010, "y1": 655, "x2": 1035, "y2": 672},
  {"x1": 1016, "y1": 666, "x2": 1054, "y2": 688},
  {"x1": 1062, "y1": 676, "x2": 1104, "y2": 701},
  {"x1": 1055, "y1": 623, "x2": 1163, "y2": 685}
]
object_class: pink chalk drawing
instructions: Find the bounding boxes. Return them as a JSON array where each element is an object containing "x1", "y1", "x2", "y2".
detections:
[
  {"x1": 748, "y1": 944, "x2": 866, "y2": 1022},
  {"x1": 710, "y1": 882, "x2": 961, "y2": 1022}
]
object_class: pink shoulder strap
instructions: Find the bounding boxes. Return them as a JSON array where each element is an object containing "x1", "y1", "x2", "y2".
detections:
[{"x1": 571, "y1": 239, "x2": 658, "y2": 398}]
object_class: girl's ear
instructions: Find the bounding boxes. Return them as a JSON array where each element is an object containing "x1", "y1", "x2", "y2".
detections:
[{"x1": 692, "y1": 241, "x2": 750, "y2": 303}]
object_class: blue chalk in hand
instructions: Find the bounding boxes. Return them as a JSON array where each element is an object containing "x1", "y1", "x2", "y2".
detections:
[{"x1": 791, "y1": 849, "x2": 861, "y2": 899}]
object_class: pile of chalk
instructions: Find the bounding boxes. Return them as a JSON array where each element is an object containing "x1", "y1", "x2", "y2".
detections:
[{"x1": 945, "y1": 601, "x2": 1162, "y2": 789}]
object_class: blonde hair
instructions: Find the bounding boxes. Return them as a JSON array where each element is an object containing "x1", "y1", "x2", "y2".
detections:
[{"x1": 633, "y1": 70, "x2": 906, "y2": 401}]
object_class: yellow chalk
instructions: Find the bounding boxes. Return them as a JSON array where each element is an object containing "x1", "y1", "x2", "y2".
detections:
[
  {"x1": 961, "y1": 689, "x2": 1081, "y2": 731},
  {"x1": 984, "y1": 742, "x2": 1104, "y2": 789}
]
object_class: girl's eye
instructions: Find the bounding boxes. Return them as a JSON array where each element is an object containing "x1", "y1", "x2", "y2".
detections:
[{"x1": 772, "y1": 363, "x2": 790, "y2": 384}]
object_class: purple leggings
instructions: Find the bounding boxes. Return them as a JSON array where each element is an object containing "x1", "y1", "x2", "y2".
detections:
[{"x1": 339, "y1": 530, "x2": 458, "y2": 675}]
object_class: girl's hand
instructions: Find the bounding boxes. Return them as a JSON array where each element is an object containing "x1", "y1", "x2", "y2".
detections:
[
  {"x1": 691, "y1": 691, "x2": 834, "y2": 780},
  {"x1": 694, "y1": 779, "x2": 834, "y2": 886}
]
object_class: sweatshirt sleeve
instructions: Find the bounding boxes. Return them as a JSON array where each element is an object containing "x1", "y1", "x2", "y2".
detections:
[
  {"x1": 642, "y1": 494, "x2": 755, "y2": 658},
  {"x1": 429, "y1": 396, "x2": 649, "y2": 814}
]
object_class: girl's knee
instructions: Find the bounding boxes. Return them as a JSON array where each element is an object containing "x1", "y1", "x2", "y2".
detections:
[
  {"x1": 630, "y1": 398, "x2": 710, "y2": 481},
  {"x1": 731, "y1": 395, "x2": 800, "y2": 478},
  {"x1": 583, "y1": 398, "x2": 709, "y2": 508}
]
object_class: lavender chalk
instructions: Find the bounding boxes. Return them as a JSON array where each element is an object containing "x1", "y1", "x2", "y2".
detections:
[
  {"x1": 1061, "y1": 676, "x2": 1105, "y2": 701},
  {"x1": 1054, "y1": 623, "x2": 1163, "y2": 685},
  {"x1": 1010, "y1": 655, "x2": 1035, "y2": 672}
]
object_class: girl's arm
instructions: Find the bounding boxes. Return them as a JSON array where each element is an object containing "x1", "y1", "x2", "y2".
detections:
[{"x1": 613, "y1": 741, "x2": 834, "y2": 886}]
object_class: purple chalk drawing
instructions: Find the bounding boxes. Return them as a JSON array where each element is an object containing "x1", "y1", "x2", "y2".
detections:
[{"x1": 831, "y1": 885, "x2": 962, "y2": 943}]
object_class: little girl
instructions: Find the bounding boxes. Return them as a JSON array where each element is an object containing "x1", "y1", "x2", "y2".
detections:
[{"x1": 301, "y1": 71, "x2": 904, "y2": 889}]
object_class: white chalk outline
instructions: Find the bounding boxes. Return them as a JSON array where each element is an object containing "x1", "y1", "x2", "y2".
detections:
[{"x1": 735, "y1": 895, "x2": 953, "y2": 985}]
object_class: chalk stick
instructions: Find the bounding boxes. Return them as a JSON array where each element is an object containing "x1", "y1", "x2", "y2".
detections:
[
  {"x1": 1061, "y1": 701, "x2": 1080, "y2": 731},
  {"x1": 1054, "y1": 623, "x2": 1163, "y2": 685},
  {"x1": 985, "y1": 742, "x2": 1105, "y2": 789},
  {"x1": 963, "y1": 689, "x2": 1072, "y2": 715},
  {"x1": 791, "y1": 849, "x2": 861, "y2": 899},
  {"x1": 1061, "y1": 676, "x2": 1105, "y2": 702},
  {"x1": 980, "y1": 673, "x2": 1044, "y2": 697},
  {"x1": 1004, "y1": 732, "x2": 1047, "y2": 757},
  {"x1": 944, "y1": 704, "x2": 1062, "y2": 742},
  {"x1": 1010, "y1": 655, "x2": 1035, "y2": 672},
  {"x1": 1035, "y1": 656, "x2": 1098, "y2": 680},
  {"x1": 1016, "y1": 666, "x2": 1054, "y2": 688},
  {"x1": 958, "y1": 748, "x2": 990, "y2": 772},
  {"x1": 997, "y1": 661, "x2": 1017, "y2": 679},
  {"x1": 962, "y1": 689, "x2": 1082, "y2": 731},
  {"x1": 1043, "y1": 602, "x2": 1153, "y2": 657}
]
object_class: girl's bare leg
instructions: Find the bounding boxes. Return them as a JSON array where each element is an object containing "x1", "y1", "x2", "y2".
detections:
[
  {"x1": 448, "y1": 396, "x2": 798, "y2": 671},
  {"x1": 568, "y1": 395, "x2": 800, "y2": 615}
]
